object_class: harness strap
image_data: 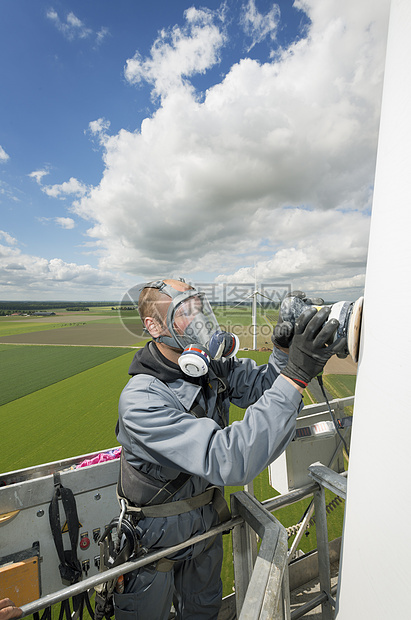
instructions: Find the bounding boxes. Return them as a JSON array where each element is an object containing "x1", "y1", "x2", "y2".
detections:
[
  {"x1": 120, "y1": 486, "x2": 230, "y2": 523},
  {"x1": 118, "y1": 450, "x2": 192, "y2": 507},
  {"x1": 120, "y1": 487, "x2": 213, "y2": 518},
  {"x1": 156, "y1": 533, "x2": 218, "y2": 573},
  {"x1": 190, "y1": 401, "x2": 207, "y2": 418},
  {"x1": 156, "y1": 558, "x2": 177, "y2": 572},
  {"x1": 147, "y1": 486, "x2": 230, "y2": 573},
  {"x1": 211, "y1": 486, "x2": 231, "y2": 523},
  {"x1": 144, "y1": 470, "x2": 192, "y2": 506},
  {"x1": 48, "y1": 473, "x2": 82, "y2": 586}
]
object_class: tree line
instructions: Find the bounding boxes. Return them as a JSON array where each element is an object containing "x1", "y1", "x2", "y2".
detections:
[{"x1": 0, "y1": 301, "x2": 114, "y2": 315}]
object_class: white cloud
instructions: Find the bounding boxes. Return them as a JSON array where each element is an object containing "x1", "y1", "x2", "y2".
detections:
[
  {"x1": 37, "y1": 216, "x2": 75, "y2": 229},
  {"x1": 43, "y1": 177, "x2": 89, "y2": 199},
  {"x1": 47, "y1": 8, "x2": 91, "y2": 40},
  {"x1": 0, "y1": 230, "x2": 18, "y2": 245},
  {"x1": 28, "y1": 169, "x2": 49, "y2": 185},
  {"x1": 87, "y1": 118, "x2": 111, "y2": 148},
  {"x1": 215, "y1": 211, "x2": 369, "y2": 299},
  {"x1": 89, "y1": 118, "x2": 111, "y2": 136},
  {"x1": 46, "y1": 8, "x2": 108, "y2": 45},
  {"x1": 62, "y1": 0, "x2": 389, "y2": 300},
  {"x1": 124, "y1": 6, "x2": 226, "y2": 99},
  {"x1": 54, "y1": 217, "x2": 76, "y2": 229},
  {"x1": 0, "y1": 231, "x2": 119, "y2": 296},
  {"x1": 0, "y1": 181, "x2": 21, "y2": 203},
  {"x1": 240, "y1": 0, "x2": 281, "y2": 51},
  {"x1": 0, "y1": 145, "x2": 10, "y2": 162},
  {"x1": 96, "y1": 27, "x2": 109, "y2": 43}
]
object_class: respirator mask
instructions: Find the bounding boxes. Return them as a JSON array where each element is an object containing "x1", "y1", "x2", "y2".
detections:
[{"x1": 141, "y1": 280, "x2": 240, "y2": 377}]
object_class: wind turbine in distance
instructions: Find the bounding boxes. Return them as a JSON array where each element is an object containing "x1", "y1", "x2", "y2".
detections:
[{"x1": 232, "y1": 276, "x2": 278, "y2": 350}]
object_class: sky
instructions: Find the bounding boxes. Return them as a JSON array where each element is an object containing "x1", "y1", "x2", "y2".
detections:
[{"x1": 0, "y1": 0, "x2": 390, "y2": 302}]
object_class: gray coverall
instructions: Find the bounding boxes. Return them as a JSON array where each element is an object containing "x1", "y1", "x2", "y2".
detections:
[{"x1": 114, "y1": 345, "x2": 302, "y2": 619}]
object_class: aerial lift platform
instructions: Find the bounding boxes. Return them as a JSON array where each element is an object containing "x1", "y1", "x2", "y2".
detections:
[{"x1": 0, "y1": 395, "x2": 352, "y2": 619}]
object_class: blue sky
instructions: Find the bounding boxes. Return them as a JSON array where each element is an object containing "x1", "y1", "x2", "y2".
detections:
[{"x1": 1, "y1": 0, "x2": 390, "y2": 301}]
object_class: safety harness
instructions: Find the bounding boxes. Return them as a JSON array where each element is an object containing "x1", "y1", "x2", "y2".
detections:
[
  {"x1": 94, "y1": 343, "x2": 232, "y2": 618},
  {"x1": 115, "y1": 371, "x2": 231, "y2": 568},
  {"x1": 117, "y1": 340, "x2": 231, "y2": 529},
  {"x1": 48, "y1": 473, "x2": 87, "y2": 617},
  {"x1": 49, "y1": 472, "x2": 82, "y2": 586}
]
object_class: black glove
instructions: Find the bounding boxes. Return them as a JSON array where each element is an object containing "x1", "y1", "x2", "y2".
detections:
[
  {"x1": 281, "y1": 306, "x2": 347, "y2": 387},
  {"x1": 272, "y1": 320, "x2": 294, "y2": 349},
  {"x1": 272, "y1": 291, "x2": 305, "y2": 349},
  {"x1": 272, "y1": 291, "x2": 325, "y2": 349}
]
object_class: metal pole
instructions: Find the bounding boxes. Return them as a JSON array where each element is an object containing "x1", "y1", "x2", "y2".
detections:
[
  {"x1": 313, "y1": 484, "x2": 333, "y2": 620},
  {"x1": 252, "y1": 290, "x2": 257, "y2": 350}
]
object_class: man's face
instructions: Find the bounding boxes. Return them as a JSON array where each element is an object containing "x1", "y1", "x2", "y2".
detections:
[
  {"x1": 172, "y1": 296, "x2": 203, "y2": 336},
  {"x1": 145, "y1": 281, "x2": 220, "y2": 351}
]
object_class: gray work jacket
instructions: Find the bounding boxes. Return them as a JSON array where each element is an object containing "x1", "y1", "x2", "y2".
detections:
[{"x1": 116, "y1": 347, "x2": 302, "y2": 556}]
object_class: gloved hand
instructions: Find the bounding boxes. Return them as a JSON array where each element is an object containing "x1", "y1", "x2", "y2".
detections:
[
  {"x1": 281, "y1": 306, "x2": 347, "y2": 387},
  {"x1": 272, "y1": 291, "x2": 325, "y2": 349},
  {"x1": 208, "y1": 330, "x2": 239, "y2": 360},
  {"x1": 272, "y1": 291, "x2": 304, "y2": 349},
  {"x1": 272, "y1": 320, "x2": 294, "y2": 349}
]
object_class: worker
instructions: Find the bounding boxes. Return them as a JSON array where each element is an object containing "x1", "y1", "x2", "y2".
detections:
[
  {"x1": 114, "y1": 279, "x2": 345, "y2": 619},
  {"x1": 0, "y1": 599, "x2": 22, "y2": 620}
]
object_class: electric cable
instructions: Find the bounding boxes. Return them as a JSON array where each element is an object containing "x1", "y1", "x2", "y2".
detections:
[
  {"x1": 84, "y1": 590, "x2": 96, "y2": 619},
  {"x1": 33, "y1": 608, "x2": 51, "y2": 620},
  {"x1": 57, "y1": 598, "x2": 71, "y2": 620},
  {"x1": 317, "y1": 374, "x2": 350, "y2": 458},
  {"x1": 289, "y1": 374, "x2": 350, "y2": 542}
]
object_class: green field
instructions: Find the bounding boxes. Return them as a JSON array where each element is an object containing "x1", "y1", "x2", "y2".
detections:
[
  {"x1": 323, "y1": 373, "x2": 356, "y2": 399},
  {"x1": 0, "y1": 320, "x2": 73, "y2": 337},
  {"x1": 0, "y1": 312, "x2": 148, "y2": 347},
  {"x1": 1, "y1": 349, "x2": 136, "y2": 472},
  {"x1": 0, "y1": 344, "x2": 135, "y2": 406},
  {"x1": 215, "y1": 305, "x2": 279, "y2": 350},
  {"x1": 0, "y1": 312, "x2": 355, "y2": 599},
  {"x1": 0, "y1": 304, "x2": 274, "y2": 349}
]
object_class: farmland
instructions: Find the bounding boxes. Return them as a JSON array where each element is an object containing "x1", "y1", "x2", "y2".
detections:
[
  {"x1": 0, "y1": 311, "x2": 143, "y2": 347},
  {"x1": 0, "y1": 306, "x2": 355, "y2": 598},
  {"x1": 0, "y1": 344, "x2": 135, "y2": 406},
  {"x1": 0, "y1": 350, "x2": 135, "y2": 472},
  {"x1": 0, "y1": 303, "x2": 276, "y2": 349}
]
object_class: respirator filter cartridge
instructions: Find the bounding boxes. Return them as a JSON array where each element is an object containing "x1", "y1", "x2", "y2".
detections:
[{"x1": 178, "y1": 345, "x2": 211, "y2": 377}]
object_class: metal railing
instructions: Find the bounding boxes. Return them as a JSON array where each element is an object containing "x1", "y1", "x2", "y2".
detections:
[
  {"x1": 231, "y1": 491, "x2": 289, "y2": 619},
  {"x1": 18, "y1": 462, "x2": 346, "y2": 620},
  {"x1": 233, "y1": 464, "x2": 347, "y2": 620}
]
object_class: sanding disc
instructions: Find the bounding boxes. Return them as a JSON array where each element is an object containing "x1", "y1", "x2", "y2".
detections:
[{"x1": 347, "y1": 296, "x2": 364, "y2": 363}]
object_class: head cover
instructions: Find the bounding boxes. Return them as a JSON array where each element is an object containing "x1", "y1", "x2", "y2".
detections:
[{"x1": 138, "y1": 280, "x2": 239, "y2": 376}]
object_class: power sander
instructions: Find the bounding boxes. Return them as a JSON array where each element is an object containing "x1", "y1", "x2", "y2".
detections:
[{"x1": 279, "y1": 293, "x2": 364, "y2": 363}]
